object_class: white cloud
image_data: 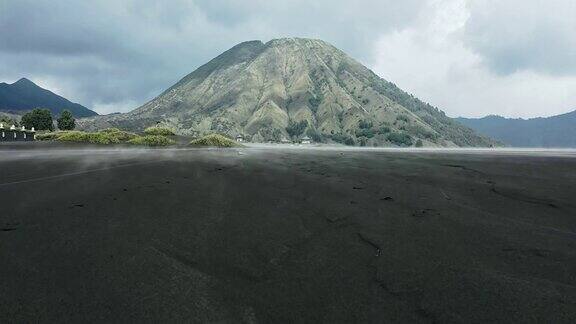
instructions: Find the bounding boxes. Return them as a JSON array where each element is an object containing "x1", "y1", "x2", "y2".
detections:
[{"x1": 372, "y1": 0, "x2": 576, "y2": 118}]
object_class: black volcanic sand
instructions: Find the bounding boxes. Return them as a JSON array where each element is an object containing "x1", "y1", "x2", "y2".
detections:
[{"x1": 1, "y1": 144, "x2": 576, "y2": 323}]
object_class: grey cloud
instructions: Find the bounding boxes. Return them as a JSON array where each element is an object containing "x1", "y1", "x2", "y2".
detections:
[
  {"x1": 464, "y1": 0, "x2": 576, "y2": 76},
  {"x1": 0, "y1": 0, "x2": 425, "y2": 113}
]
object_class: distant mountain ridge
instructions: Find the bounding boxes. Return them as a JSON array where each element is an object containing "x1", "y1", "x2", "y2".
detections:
[
  {"x1": 80, "y1": 38, "x2": 495, "y2": 147},
  {"x1": 457, "y1": 110, "x2": 576, "y2": 147},
  {"x1": 0, "y1": 78, "x2": 97, "y2": 117}
]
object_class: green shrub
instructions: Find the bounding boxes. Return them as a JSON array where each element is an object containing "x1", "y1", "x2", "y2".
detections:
[
  {"x1": 344, "y1": 136, "x2": 355, "y2": 146},
  {"x1": 100, "y1": 128, "x2": 138, "y2": 142},
  {"x1": 378, "y1": 126, "x2": 391, "y2": 134},
  {"x1": 396, "y1": 114, "x2": 409, "y2": 123},
  {"x1": 258, "y1": 127, "x2": 282, "y2": 142},
  {"x1": 358, "y1": 120, "x2": 373, "y2": 129},
  {"x1": 189, "y1": 134, "x2": 241, "y2": 147},
  {"x1": 405, "y1": 124, "x2": 437, "y2": 140},
  {"x1": 308, "y1": 96, "x2": 322, "y2": 111},
  {"x1": 329, "y1": 133, "x2": 355, "y2": 146},
  {"x1": 88, "y1": 132, "x2": 121, "y2": 144},
  {"x1": 144, "y1": 126, "x2": 175, "y2": 136},
  {"x1": 98, "y1": 128, "x2": 121, "y2": 134},
  {"x1": 57, "y1": 131, "x2": 91, "y2": 143},
  {"x1": 355, "y1": 128, "x2": 374, "y2": 138},
  {"x1": 387, "y1": 132, "x2": 413, "y2": 146},
  {"x1": 128, "y1": 135, "x2": 175, "y2": 146},
  {"x1": 415, "y1": 139, "x2": 424, "y2": 147},
  {"x1": 286, "y1": 120, "x2": 308, "y2": 138}
]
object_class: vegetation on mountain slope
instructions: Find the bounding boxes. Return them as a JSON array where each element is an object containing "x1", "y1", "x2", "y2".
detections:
[{"x1": 78, "y1": 38, "x2": 496, "y2": 147}]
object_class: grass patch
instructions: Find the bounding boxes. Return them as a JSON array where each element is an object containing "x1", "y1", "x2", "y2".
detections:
[
  {"x1": 144, "y1": 126, "x2": 175, "y2": 136},
  {"x1": 189, "y1": 134, "x2": 241, "y2": 147},
  {"x1": 55, "y1": 128, "x2": 138, "y2": 144},
  {"x1": 36, "y1": 131, "x2": 70, "y2": 141},
  {"x1": 127, "y1": 135, "x2": 175, "y2": 146},
  {"x1": 36, "y1": 128, "x2": 175, "y2": 146}
]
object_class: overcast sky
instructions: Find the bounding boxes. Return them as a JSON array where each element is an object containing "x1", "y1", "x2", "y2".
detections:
[{"x1": 1, "y1": 0, "x2": 574, "y2": 118}]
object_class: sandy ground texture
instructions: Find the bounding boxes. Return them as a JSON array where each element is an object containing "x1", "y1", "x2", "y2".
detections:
[{"x1": 1, "y1": 143, "x2": 576, "y2": 323}]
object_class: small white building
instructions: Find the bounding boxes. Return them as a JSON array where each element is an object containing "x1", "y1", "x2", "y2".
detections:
[
  {"x1": 236, "y1": 134, "x2": 244, "y2": 142},
  {"x1": 301, "y1": 135, "x2": 312, "y2": 144}
]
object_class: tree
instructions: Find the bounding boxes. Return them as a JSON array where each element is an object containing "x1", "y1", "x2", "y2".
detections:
[
  {"x1": 57, "y1": 110, "x2": 75, "y2": 130},
  {"x1": 21, "y1": 109, "x2": 54, "y2": 131}
]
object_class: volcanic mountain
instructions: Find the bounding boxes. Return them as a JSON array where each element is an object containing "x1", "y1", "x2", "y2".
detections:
[
  {"x1": 83, "y1": 38, "x2": 495, "y2": 147},
  {"x1": 0, "y1": 78, "x2": 97, "y2": 118}
]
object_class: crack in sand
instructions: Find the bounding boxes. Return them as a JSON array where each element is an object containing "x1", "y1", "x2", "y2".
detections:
[{"x1": 489, "y1": 182, "x2": 559, "y2": 208}]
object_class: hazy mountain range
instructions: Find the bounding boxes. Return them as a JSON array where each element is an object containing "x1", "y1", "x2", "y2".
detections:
[
  {"x1": 0, "y1": 78, "x2": 97, "y2": 118},
  {"x1": 457, "y1": 110, "x2": 576, "y2": 148},
  {"x1": 80, "y1": 38, "x2": 496, "y2": 147}
]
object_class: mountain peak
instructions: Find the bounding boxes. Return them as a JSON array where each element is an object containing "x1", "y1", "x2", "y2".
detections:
[
  {"x1": 266, "y1": 37, "x2": 326, "y2": 45},
  {"x1": 0, "y1": 77, "x2": 98, "y2": 117},
  {"x1": 265, "y1": 37, "x2": 338, "y2": 52},
  {"x1": 13, "y1": 77, "x2": 38, "y2": 88}
]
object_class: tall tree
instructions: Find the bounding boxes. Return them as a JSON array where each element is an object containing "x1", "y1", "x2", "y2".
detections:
[
  {"x1": 21, "y1": 108, "x2": 54, "y2": 131},
  {"x1": 57, "y1": 110, "x2": 75, "y2": 130}
]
